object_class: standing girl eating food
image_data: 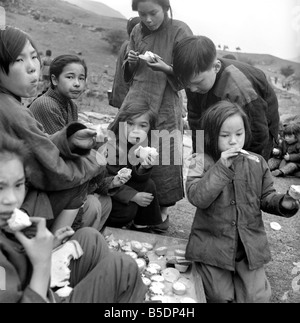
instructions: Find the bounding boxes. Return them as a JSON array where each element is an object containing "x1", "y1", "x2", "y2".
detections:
[
  {"x1": 120, "y1": 0, "x2": 193, "y2": 224},
  {"x1": 185, "y1": 101, "x2": 299, "y2": 303}
]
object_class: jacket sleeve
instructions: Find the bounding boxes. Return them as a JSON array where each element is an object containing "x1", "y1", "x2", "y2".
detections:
[
  {"x1": 260, "y1": 159, "x2": 299, "y2": 217},
  {"x1": 0, "y1": 247, "x2": 50, "y2": 303},
  {"x1": 288, "y1": 144, "x2": 300, "y2": 163},
  {"x1": 186, "y1": 154, "x2": 235, "y2": 209},
  {"x1": 167, "y1": 22, "x2": 193, "y2": 92},
  {"x1": 10, "y1": 109, "x2": 102, "y2": 191}
]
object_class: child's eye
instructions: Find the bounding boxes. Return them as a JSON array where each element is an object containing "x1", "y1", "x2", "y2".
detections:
[
  {"x1": 15, "y1": 58, "x2": 23, "y2": 63},
  {"x1": 16, "y1": 183, "x2": 25, "y2": 189}
]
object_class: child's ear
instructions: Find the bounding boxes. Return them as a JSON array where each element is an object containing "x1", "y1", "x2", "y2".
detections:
[
  {"x1": 214, "y1": 60, "x2": 222, "y2": 73},
  {"x1": 51, "y1": 74, "x2": 58, "y2": 86}
]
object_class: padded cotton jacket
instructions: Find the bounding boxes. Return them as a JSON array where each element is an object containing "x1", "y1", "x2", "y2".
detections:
[{"x1": 186, "y1": 152, "x2": 298, "y2": 271}]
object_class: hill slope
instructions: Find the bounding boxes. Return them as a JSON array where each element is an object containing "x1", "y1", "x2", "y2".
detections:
[
  {"x1": 61, "y1": 0, "x2": 126, "y2": 19},
  {"x1": 5, "y1": 0, "x2": 300, "y2": 115}
]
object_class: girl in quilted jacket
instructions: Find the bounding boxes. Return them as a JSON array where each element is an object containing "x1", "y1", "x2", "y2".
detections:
[{"x1": 185, "y1": 101, "x2": 299, "y2": 303}]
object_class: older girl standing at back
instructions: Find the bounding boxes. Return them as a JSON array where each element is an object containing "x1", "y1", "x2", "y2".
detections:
[{"x1": 118, "y1": 0, "x2": 193, "y2": 224}]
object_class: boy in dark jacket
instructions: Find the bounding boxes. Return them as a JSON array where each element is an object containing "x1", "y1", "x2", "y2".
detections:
[{"x1": 173, "y1": 35, "x2": 280, "y2": 161}]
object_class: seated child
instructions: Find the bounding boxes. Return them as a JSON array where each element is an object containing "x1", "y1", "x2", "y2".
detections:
[
  {"x1": 271, "y1": 123, "x2": 300, "y2": 177},
  {"x1": 0, "y1": 133, "x2": 147, "y2": 303},
  {"x1": 104, "y1": 101, "x2": 167, "y2": 233}
]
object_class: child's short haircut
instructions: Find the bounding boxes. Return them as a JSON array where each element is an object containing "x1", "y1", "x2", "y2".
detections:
[
  {"x1": 283, "y1": 123, "x2": 300, "y2": 137},
  {"x1": 173, "y1": 35, "x2": 217, "y2": 87},
  {"x1": 0, "y1": 26, "x2": 40, "y2": 75},
  {"x1": 46, "y1": 49, "x2": 52, "y2": 56}
]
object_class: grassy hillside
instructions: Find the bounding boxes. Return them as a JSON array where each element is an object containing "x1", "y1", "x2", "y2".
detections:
[
  {"x1": 61, "y1": 0, "x2": 126, "y2": 19},
  {"x1": 5, "y1": 0, "x2": 300, "y2": 117}
]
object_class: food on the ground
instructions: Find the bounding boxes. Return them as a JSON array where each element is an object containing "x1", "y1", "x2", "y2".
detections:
[
  {"x1": 147, "y1": 263, "x2": 162, "y2": 272},
  {"x1": 107, "y1": 240, "x2": 119, "y2": 251},
  {"x1": 137, "y1": 247, "x2": 148, "y2": 257},
  {"x1": 144, "y1": 266, "x2": 160, "y2": 278},
  {"x1": 125, "y1": 251, "x2": 138, "y2": 259},
  {"x1": 7, "y1": 208, "x2": 32, "y2": 232},
  {"x1": 175, "y1": 263, "x2": 190, "y2": 273},
  {"x1": 142, "y1": 242, "x2": 154, "y2": 251},
  {"x1": 289, "y1": 185, "x2": 300, "y2": 200},
  {"x1": 155, "y1": 246, "x2": 168, "y2": 256},
  {"x1": 172, "y1": 281, "x2": 187, "y2": 296},
  {"x1": 162, "y1": 268, "x2": 180, "y2": 283},
  {"x1": 104, "y1": 233, "x2": 198, "y2": 303},
  {"x1": 142, "y1": 277, "x2": 152, "y2": 287},
  {"x1": 270, "y1": 222, "x2": 282, "y2": 231},
  {"x1": 117, "y1": 168, "x2": 132, "y2": 179},
  {"x1": 174, "y1": 249, "x2": 186, "y2": 257},
  {"x1": 131, "y1": 240, "x2": 143, "y2": 253},
  {"x1": 149, "y1": 282, "x2": 165, "y2": 296},
  {"x1": 135, "y1": 146, "x2": 159, "y2": 159},
  {"x1": 150, "y1": 275, "x2": 165, "y2": 283},
  {"x1": 120, "y1": 242, "x2": 132, "y2": 253},
  {"x1": 136, "y1": 258, "x2": 147, "y2": 272}
]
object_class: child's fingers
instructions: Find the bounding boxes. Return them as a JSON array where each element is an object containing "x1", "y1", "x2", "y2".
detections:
[{"x1": 14, "y1": 230, "x2": 29, "y2": 245}]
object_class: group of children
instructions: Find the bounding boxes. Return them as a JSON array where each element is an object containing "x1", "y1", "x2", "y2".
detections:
[{"x1": 0, "y1": 0, "x2": 299, "y2": 304}]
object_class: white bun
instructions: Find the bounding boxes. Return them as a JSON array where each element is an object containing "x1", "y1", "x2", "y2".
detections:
[
  {"x1": 7, "y1": 209, "x2": 32, "y2": 232},
  {"x1": 117, "y1": 168, "x2": 132, "y2": 178}
]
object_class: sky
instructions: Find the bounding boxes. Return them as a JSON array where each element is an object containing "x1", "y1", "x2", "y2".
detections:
[{"x1": 93, "y1": 0, "x2": 300, "y2": 60}]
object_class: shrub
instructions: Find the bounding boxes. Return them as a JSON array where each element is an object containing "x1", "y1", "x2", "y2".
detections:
[
  {"x1": 280, "y1": 65, "x2": 295, "y2": 78},
  {"x1": 104, "y1": 29, "x2": 128, "y2": 54}
]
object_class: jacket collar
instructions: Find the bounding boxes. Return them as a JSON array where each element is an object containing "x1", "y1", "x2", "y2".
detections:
[
  {"x1": 0, "y1": 85, "x2": 22, "y2": 102},
  {"x1": 45, "y1": 87, "x2": 71, "y2": 107}
]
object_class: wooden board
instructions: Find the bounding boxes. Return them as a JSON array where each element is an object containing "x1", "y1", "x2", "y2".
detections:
[{"x1": 103, "y1": 227, "x2": 206, "y2": 303}]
